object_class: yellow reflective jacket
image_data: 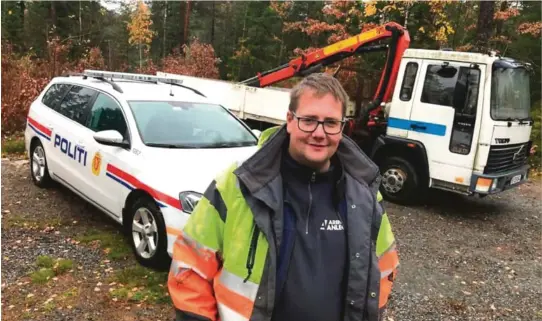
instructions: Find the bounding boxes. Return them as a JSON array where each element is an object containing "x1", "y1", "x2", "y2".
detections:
[{"x1": 168, "y1": 125, "x2": 399, "y2": 321}]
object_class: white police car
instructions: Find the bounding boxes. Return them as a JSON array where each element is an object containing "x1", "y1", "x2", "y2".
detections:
[{"x1": 24, "y1": 70, "x2": 260, "y2": 269}]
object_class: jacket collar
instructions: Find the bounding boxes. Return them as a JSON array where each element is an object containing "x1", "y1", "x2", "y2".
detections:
[{"x1": 234, "y1": 125, "x2": 380, "y2": 209}]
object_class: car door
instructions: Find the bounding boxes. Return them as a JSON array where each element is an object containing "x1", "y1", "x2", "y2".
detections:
[
  {"x1": 48, "y1": 84, "x2": 98, "y2": 191},
  {"x1": 79, "y1": 92, "x2": 135, "y2": 219},
  {"x1": 407, "y1": 60, "x2": 486, "y2": 185}
]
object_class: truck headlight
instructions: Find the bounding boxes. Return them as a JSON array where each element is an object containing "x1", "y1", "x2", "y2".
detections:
[{"x1": 178, "y1": 191, "x2": 203, "y2": 214}]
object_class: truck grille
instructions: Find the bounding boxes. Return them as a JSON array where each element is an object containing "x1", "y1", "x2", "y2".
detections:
[{"x1": 484, "y1": 142, "x2": 531, "y2": 174}]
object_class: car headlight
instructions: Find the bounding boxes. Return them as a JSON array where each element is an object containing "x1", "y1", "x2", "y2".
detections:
[{"x1": 178, "y1": 191, "x2": 203, "y2": 214}]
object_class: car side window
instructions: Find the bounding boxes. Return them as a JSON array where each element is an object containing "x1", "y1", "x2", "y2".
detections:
[
  {"x1": 86, "y1": 93, "x2": 128, "y2": 139},
  {"x1": 58, "y1": 85, "x2": 97, "y2": 125},
  {"x1": 42, "y1": 83, "x2": 72, "y2": 111}
]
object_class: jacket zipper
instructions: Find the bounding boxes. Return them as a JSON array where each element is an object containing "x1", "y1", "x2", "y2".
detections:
[{"x1": 306, "y1": 172, "x2": 315, "y2": 234}]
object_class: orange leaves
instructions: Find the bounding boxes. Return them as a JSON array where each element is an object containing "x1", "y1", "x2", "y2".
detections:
[
  {"x1": 364, "y1": 2, "x2": 377, "y2": 17},
  {"x1": 160, "y1": 39, "x2": 221, "y2": 80},
  {"x1": 494, "y1": 7, "x2": 520, "y2": 21},
  {"x1": 127, "y1": 0, "x2": 154, "y2": 47},
  {"x1": 517, "y1": 22, "x2": 542, "y2": 37},
  {"x1": 269, "y1": 0, "x2": 293, "y2": 19}
]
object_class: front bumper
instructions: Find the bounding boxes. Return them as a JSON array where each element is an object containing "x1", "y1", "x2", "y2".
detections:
[{"x1": 470, "y1": 165, "x2": 530, "y2": 195}]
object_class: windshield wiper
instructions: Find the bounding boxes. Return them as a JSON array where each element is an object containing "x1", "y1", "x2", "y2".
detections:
[
  {"x1": 204, "y1": 141, "x2": 257, "y2": 148},
  {"x1": 146, "y1": 143, "x2": 185, "y2": 148}
]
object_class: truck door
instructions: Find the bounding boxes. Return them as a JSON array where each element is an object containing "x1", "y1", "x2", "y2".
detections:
[{"x1": 407, "y1": 60, "x2": 486, "y2": 186}]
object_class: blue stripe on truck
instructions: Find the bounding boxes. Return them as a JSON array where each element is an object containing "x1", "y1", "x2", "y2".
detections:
[{"x1": 388, "y1": 117, "x2": 447, "y2": 136}]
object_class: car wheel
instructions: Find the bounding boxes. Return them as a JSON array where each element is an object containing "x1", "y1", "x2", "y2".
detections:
[
  {"x1": 379, "y1": 156, "x2": 421, "y2": 205},
  {"x1": 127, "y1": 196, "x2": 170, "y2": 270},
  {"x1": 30, "y1": 140, "x2": 53, "y2": 188}
]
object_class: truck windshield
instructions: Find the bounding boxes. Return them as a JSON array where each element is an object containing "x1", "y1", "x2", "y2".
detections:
[
  {"x1": 128, "y1": 100, "x2": 258, "y2": 148},
  {"x1": 490, "y1": 67, "x2": 531, "y2": 121}
]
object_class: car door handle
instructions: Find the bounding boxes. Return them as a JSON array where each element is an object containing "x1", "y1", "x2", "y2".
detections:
[{"x1": 410, "y1": 124, "x2": 427, "y2": 130}]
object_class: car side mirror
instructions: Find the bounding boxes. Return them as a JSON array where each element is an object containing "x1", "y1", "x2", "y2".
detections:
[
  {"x1": 94, "y1": 130, "x2": 129, "y2": 148},
  {"x1": 251, "y1": 129, "x2": 262, "y2": 138}
]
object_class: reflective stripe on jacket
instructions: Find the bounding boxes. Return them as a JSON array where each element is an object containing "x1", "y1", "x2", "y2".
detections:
[{"x1": 167, "y1": 125, "x2": 399, "y2": 321}]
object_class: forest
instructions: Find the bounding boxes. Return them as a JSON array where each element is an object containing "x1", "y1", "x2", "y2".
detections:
[{"x1": 2, "y1": 0, "x2": 541, "y2": 168}]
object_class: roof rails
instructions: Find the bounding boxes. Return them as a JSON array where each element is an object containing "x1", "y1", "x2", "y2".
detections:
[
  {"x1": 61, "y1": 71, "x2": 124, "y2": 93},
  {"x1": 83, "y1": 70, "x2": 184, "y2": 86},
  {"x1": 61, "y1": 70, "x2": 206, "y2": 97}
]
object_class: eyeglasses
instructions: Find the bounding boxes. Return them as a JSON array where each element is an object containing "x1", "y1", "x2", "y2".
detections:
[{"x1": 292, "y1": 112, "x2": 345, "y2": 135}]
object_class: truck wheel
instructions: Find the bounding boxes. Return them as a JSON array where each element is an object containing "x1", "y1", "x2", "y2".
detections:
[
  {"x1": 127, "y1": 196, "x2": 170, "y2": 271},
  {"x1": 379, "y1": 156, "x2": 420, "y2": 205},
  {"x1": 30, "y1": 140, "x2": 53, "y2": 188}
]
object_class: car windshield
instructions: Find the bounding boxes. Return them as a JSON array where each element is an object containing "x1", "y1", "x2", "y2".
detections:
[
  {"x1": 490, "y1": 67, "x2": 531, "y2": 121},
  {"x1": 128, "y1": 100, "x2": 258, "y2": 148}
]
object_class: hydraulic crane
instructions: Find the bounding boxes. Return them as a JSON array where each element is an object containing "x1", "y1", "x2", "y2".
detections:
[{"x1": 240, "y1": 22, "x2": 410, "y2": 138}]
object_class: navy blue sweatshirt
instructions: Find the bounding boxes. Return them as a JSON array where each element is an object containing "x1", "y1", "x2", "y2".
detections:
[{"x1": 271, "y1": 148, "x2": 348, "y2": 321}]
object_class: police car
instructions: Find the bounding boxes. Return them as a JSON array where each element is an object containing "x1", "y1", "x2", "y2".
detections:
[{"x1": 24, "y1": 70, "x2": 260, "y2": 269}]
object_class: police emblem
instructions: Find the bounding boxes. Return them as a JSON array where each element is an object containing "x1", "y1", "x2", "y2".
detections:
[{"x1": 92, "y1": 152, "x2": 102, "y2": 176}]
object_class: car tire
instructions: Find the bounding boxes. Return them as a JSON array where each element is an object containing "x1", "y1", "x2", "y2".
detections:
[
  {"x1": 30, "y1": 139, "x2": 53, "y2": 188},
  {"x1": 127, "y1": 196, "x2": 170, "y2": 271},
  {"x1": 379, "y1": 156, "x2": 421, "y2": 205}
]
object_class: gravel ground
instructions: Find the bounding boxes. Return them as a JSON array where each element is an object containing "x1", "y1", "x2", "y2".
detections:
[{"x1": 2, "y1": 157, "x2": 541, "y2": 320}]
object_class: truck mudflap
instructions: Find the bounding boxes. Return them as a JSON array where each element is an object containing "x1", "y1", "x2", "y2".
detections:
[{"x1": 470, "y1": 165, "x2": 530, "y2": 195}]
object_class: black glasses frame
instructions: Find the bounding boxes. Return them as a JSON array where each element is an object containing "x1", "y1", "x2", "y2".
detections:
[{"x1": 292, "y1": 112, "x2": 346, "y2": 135}]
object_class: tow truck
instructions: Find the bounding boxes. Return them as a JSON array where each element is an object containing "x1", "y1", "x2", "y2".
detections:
[{"x1": 157, "y1": 22, "x2": 534, "y2": 204}]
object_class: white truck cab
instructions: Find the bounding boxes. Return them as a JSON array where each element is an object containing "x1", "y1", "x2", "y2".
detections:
[{"x1": 377, "y1": 49, "x2": 533, "y2": 202}]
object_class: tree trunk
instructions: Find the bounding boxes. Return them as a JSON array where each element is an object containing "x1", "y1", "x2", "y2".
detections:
[
  {"x1": 237, "y1": 2, "x2": 249, "y2": 79},
  {"x1": 475, "y1": 0, "x2": 496, "y2": 52},
  {"x1": 79, "y1": 1, "x2": 82, "y2": 42},
  {"x1": 108, "y1": 40, "x2": 112, "y2": 70},
  {"x1": 211, "y1": 1, "x2": 215, "y2": 45},
  {"x1": 163, "y1": 1, "x2": 168, "y2": 59},
  {"x1": 49, "y1": 2, "x2": 57, "y2": 32},
  {"x1": 496, "y1": 1, "x2": 508, "y2": 36},
  {"x1": 184, "y1": 0, "x2": 191, "y2": 46},
  {"x1": 139, "y1": 43, "x2": 142, "y2": 70}
]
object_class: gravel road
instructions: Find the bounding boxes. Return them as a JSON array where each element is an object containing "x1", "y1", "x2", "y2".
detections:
[{"x1": 2, "y1": 157, "x2": 541, "y2": 320}]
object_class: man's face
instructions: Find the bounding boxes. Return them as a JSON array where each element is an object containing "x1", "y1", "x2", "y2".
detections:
[{"x1": 286, "y1": 89, "x2": 343, "y2": 172}]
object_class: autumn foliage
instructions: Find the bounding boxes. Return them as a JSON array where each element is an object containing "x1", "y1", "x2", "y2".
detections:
[{"x1": 1, "y1": 36, "x2": 220, "y2": 136}]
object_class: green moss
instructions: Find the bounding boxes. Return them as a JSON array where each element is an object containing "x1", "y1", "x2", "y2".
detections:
[
  {"x1": 75, "y1": 228, "x2": 132, "y2": 261},
  {"x1": 110, "y1": 265, "x2": 169, "y2": 304},
  {"x1": 30, "y1": 268, "x2": 55, "y2": 284}
]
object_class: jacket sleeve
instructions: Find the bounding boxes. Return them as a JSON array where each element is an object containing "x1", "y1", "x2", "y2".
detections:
[
  {"x1": 168, "y1": 180, "x2": 228, "y2": 321},
  {"x1": 374, "y1": 191, "x2": 399, "y2": 314}
]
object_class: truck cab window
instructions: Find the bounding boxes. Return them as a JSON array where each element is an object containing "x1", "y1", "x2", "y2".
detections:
[{"x1": 399, "y1": 62, "x2": 418, "y2": 101}]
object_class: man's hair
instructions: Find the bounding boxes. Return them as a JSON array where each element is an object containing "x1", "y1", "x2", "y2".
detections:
[{"x1": 288, "y1": 73, "x2": 349, "y2": 117}]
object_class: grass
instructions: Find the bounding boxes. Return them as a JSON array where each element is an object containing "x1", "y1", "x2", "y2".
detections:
[
  {"x1": 29, "y1": 255, "x2": 74, "y2": 284},
  {"x1": 75, "y1": 228, "x2": 132, "y2": 261},
  {"x1": 2, "y1": 215, "x2": 66, "y2": 230},
  {"x1": 1, "y1": 135, "x2": 25, "y2": 156},
  {"x1": 109, "y1": 265, "x2": 170, "y2": 304}
]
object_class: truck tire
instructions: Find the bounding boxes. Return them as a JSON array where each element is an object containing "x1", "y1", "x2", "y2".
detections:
[
  {"x1": 127, "y1": 196, "x2": 170, "y2": 271},
  {"x1": 379, "y1": 156, "x2": 420, "y2": 205}
]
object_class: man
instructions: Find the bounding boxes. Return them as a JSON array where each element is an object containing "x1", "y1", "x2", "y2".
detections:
[{"x1": 167, "y1": 73, "x2": 399, "y2": 321}]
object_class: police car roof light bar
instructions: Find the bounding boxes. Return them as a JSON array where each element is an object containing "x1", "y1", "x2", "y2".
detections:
[{"x1": 83, "y1": 70, "x2": 184, "y2": 86}]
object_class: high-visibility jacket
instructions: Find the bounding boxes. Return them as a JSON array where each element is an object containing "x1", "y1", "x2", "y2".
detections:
[{"x1": 168, "y1": 125, "x2": 399, "y2": 321}]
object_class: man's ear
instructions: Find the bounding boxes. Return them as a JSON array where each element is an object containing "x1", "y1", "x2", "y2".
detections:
[{"x1": 286, "y1": 111, "x2": 293, "y2": 134}]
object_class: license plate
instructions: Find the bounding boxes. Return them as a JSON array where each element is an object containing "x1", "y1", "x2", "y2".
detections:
[{"x1": 510, "y1": 174, "x2": 522, "y2": 185}]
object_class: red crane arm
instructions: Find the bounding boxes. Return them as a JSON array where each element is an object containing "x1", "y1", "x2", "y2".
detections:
[{"x1": 240, "y1": 21, "x2": 411, "y2": 104}]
